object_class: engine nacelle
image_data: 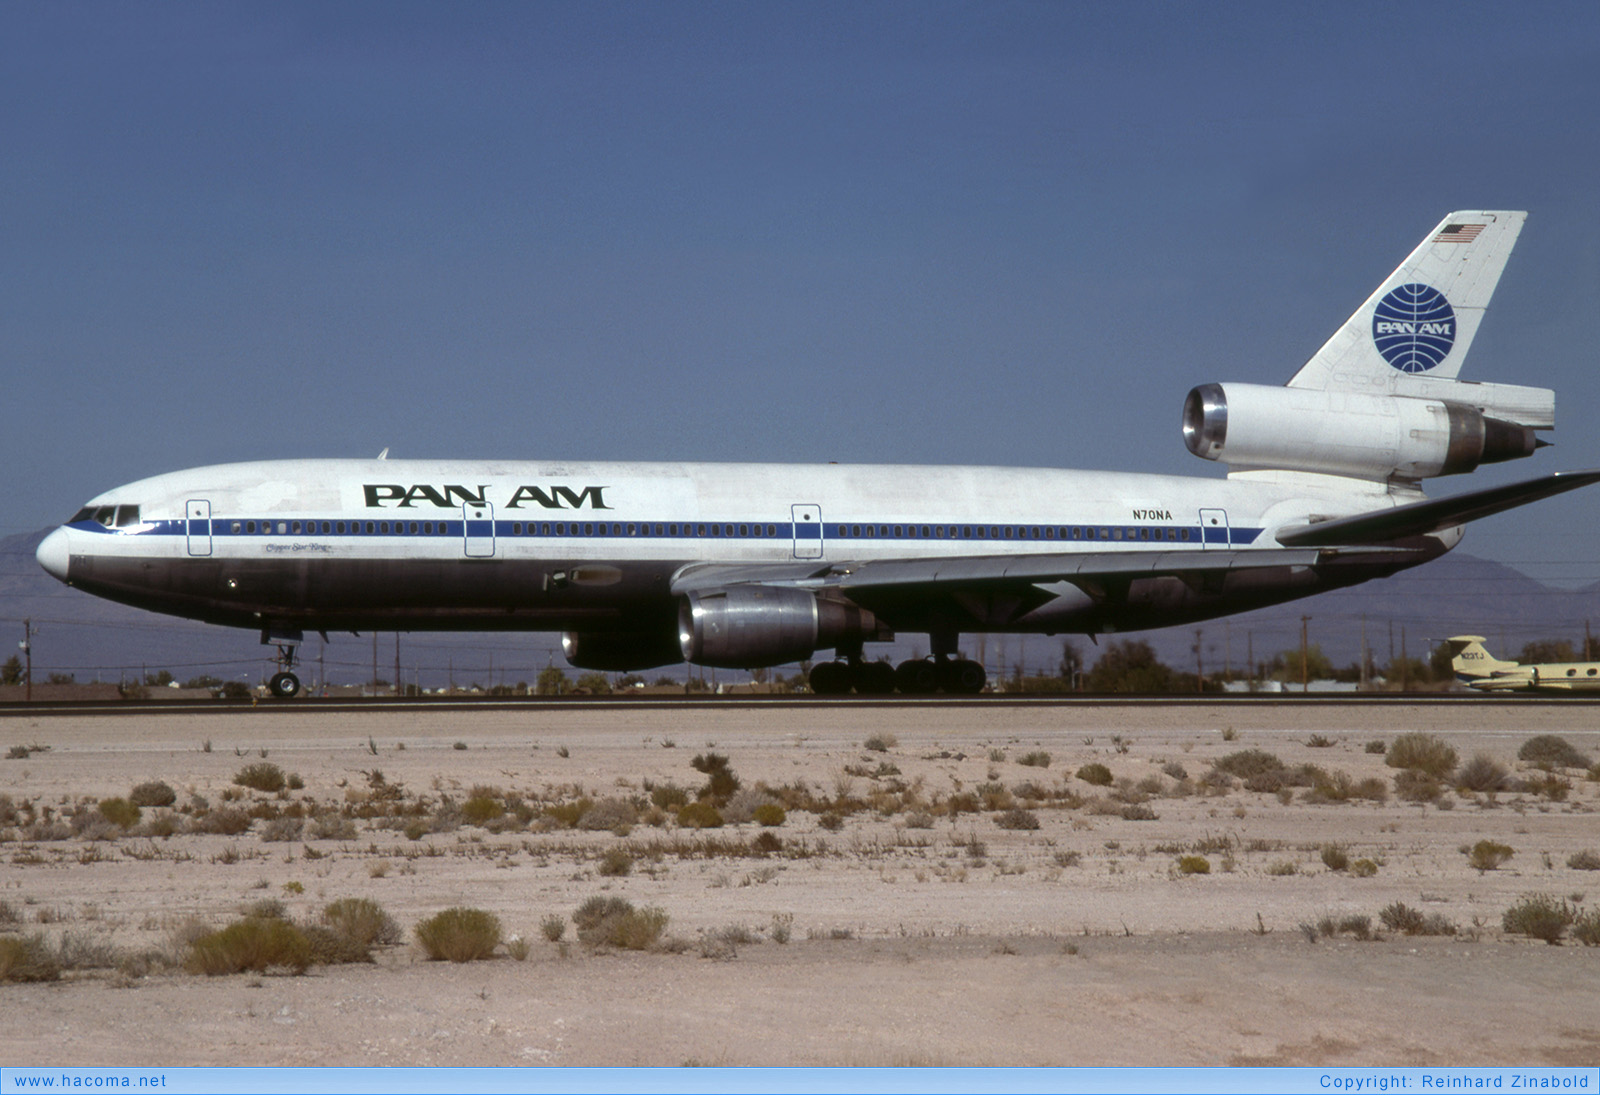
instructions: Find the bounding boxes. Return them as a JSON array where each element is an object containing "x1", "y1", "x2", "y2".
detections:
[
  {"x1": 678, "y1": 586, "x2": 887, "y2": 669},
  {"x1": 561, "y1": 630, "x2": 683, "y2": 671},
  {"x1": 1182, "y1": 383, "x2": 1540, "y2": 480}
]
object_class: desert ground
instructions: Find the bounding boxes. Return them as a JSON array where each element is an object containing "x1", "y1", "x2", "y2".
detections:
[{"x1": 1, "y1": 698, "x2": 1598, "y2": 1067}]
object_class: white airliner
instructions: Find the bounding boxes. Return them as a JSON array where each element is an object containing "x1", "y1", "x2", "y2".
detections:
[
  {"x1": 1447, "y1": 636, "x2": 1600, "y2": 693},
  {"x1": 36, "y1": 210, "x2": 1600, "y2": 697}
]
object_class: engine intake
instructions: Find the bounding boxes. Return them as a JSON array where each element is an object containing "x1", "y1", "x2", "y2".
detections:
[
  {"x1": 678, "y1": 586, "x2": 886, "y2": 669},
  {"x1": 1182, "y1": 383, "x2": 1541, "y2": 480}
]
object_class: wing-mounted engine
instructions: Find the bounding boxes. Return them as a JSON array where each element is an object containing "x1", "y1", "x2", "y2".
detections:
[
  {"x1": 561, "y1": 630, "x2": 685, "y2": 672},
  {"x1": 1182, "y1": 383, "x2": 1547, "y2": 481},
  {"x1": 678, "y1": 585, "x2": 889, "y2": 669}
]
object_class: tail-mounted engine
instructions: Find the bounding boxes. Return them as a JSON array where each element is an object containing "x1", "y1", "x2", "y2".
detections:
[
  {"x1": 679, "y1": 585, "x2": 889, "y2": 669},
  {"x1": 1182, "y1": 383, "x2": 1545, "y2": 481}
]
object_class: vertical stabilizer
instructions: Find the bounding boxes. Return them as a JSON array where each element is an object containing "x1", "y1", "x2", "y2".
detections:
[
  {"x1": 1288, "y1": 211, "x2": 1526, "y2": 392},
  {"x1": 1445, "y1": 635, "x2": 1517, "y2": 681}
]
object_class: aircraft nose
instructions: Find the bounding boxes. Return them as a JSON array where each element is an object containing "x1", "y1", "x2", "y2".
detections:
[{"x1": 36, "y1": 528, "x2": 70, "y2": 582}]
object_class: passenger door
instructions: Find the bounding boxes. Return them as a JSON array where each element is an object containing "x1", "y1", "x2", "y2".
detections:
[
  {"x1": 463, "y1": 502, "x2": 496, "y2": 558},
  {"x1": 185, "y1": 500, "x2": 212, "y2": 557},
  {"x1": 1199, "y1": 508, "x2": 1229, "y2": 549},
  {"x1": 792, "y1": 504, "x2": 823, "y2": 560}
]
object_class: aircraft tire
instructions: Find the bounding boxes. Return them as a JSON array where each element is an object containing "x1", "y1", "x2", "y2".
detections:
[
  {"x1": 939, "y1": 659, "x2": 987, "y2": 694},
  {"x1": 269, "y1": 672, "x2": 301, "y2": 699},
  {"x1": 894, "y1": 659, "x2": 940, "y2": 695},
  {"x1": 808, "y1": 661, "x2": 852, "y2": 695},
  {"x1": 851, "y1": 661, "x2": 896, "y2": 695}
]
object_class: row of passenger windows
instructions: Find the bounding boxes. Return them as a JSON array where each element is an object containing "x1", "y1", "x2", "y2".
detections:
[
  {"x1": 836, "y1": 524, "x2": 1193, "y2": 543},
  {"x1": 198, "y1": 518, "x2": 1199, "y2": 541},
  {"x1": 229, "y1": 520, "x2": 453, "y2": 536}
]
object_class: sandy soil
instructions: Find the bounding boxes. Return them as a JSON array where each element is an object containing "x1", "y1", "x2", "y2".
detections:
[{"x1": 2, "y1": 700, "x2": 1598, "y2": 1066}]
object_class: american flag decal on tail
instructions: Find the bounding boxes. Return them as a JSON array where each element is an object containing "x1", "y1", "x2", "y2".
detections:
[{"x1": 1433, "y1": 223, "x2": 1485, "y2": 244}]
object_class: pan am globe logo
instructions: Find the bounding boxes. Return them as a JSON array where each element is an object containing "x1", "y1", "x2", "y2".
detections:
[{"x1": 1372, "y1": 283, "x2": 1455, "y2": 373}]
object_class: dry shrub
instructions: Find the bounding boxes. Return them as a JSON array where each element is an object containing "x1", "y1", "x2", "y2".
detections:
[
  {"x1": 1018, "y1": 751, "x2": 1051, "y2": 768},
  {"x1": 1517, "y1": 735, "x2": 1593, "y2": 771},
  {"x1": 676, "y1": 801, "x2": 724, "y2": 829},
  {"x1": 187, "y1": 917, "x2": 311, "y2": 975},
  {"x1": 597, "y1": 847, "x2": 633, "y2": 877},
  {"x1": 863, "y1": 734, "x2": 897, "y2": 753},
  {"x1": 540, "y1": 914, "x2": 566, "y2": 942},
  {"x1": 1076, "y1": 763, "x2": 1113, "y2": 787},
  {"x1": 1502, "y1": 893, "x2": 1575, "y2": 944},
  {"x1": 1467, "y1": 839, "x2": 1514, "y2": 872},
  {"x1": 752, "y1": 803, "x2": 786, "y2": 827},
  {"x1": 1120, "y1": 804, "x2": 1158, "y2": 821},
  {"x1": 1573, "y1": 909, "x2": 1600, "y2": 947},
  {"x1": 574, "y1": 896, "x2": 668, "y2": 950},
  {"x1": 302, "y1": 926, "x2": 373, "y2": 965},
  {"x1": 0, "y1": 934, "x2": 61, "y2": 982},
  {"x1": 322, "y1": 898, "x2": 400, "y2": 947},
  {"x1": 1350, "y1": 858, "x2": 1379, "y2": 877},
  {"x1": 129, "y1": 781, "x2": 177, "y2": 808},
  {"x1": 461, "y1": 795, "x2": 504, "y2": 825},
  {"x1": 1320, "y1": 844, "x2": 1349, "y2": 871},
  {"x1": 1393, "y1": 770, "x2": 1443, "y2": 803},
  {"x1": 1212, "y1": 750, "x2": 1283, "y2": 780},
  {"x1": 1379, "y1": 902, "x2": 1455, "y2": 936},
  {"x1": 415, "y1": 907, "x2": 502, "y2": 962},
  {"x1": 308, "y1": 814, "x2": 358, "y2": 841},
  {"x1": 233, "y1": 763, "x2": 287, "y2": 794},
  {"x1": 995, "y1": 807, "x2": 1040, "y2": 831},
  {"x1": 721, "y1": 788, "x2": 776, "y2": 824},
  {"x1": 1456, "y1": 754, "x2": 1511, "y2": 792},
  {"x1": 1385, "y1": 734, "x2": 1457, "y2": 779},
  {"x1": 1177, "y1": 855, "x2": 1210, "y2": 875},
  {"x1": 1567, "y1": 850, "x2": 1600, "y2": 871},
  {"x1": 579, "y1": 797, "x2": 638, "y2": 832},
  {"x1": 97, "y1": 798, "x2": 141, "y2": 830},
  {"x1": 649, "y1": 783, "x2": 689, "y2": 810},
  {"x1": 259, "y1": 817, "x2": 303, "y2": 842}
]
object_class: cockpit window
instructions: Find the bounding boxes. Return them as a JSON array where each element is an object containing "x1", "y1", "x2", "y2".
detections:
[
  {"x1": 69, "y1": 507, "x2": 96, "y2": 524},
  {"x1": 115, "y1": 505, "x2": 141, "y2": 527},
  {"x1": 94, "y1": 506, "x2": 116, "y2": 527}
]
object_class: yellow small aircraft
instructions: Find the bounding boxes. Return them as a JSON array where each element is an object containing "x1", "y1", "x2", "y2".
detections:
[{"x1": 1447, "y1": 636, "x2": 1600, "y2": 692}]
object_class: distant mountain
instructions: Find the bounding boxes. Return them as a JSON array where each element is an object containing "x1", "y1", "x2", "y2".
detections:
[{"x1": 4, "y1": 527, "x2": 1595, "y2": 687}]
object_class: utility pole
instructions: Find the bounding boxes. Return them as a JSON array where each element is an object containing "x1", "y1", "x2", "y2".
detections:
[
  {"x1": 1360, "y1": 615, "x2": 1370, "y2": 691},
  {"x1": 1400, "y1": 626, "x2": 1409, "y2": 692},
  {"x1": 394, "y1": 634, "x2": 401, "y2": 697},
  {"x1": 1587, "y1": 620, "x2": 1594, "y2": 661},
  {"x1": 20, "y1": 619, "x2": 33, "y2": 703},
  {"x1": 1247, "y1": 631, "x2": 1254, "y2": 689},
  {"x1": 1300, "y1": 615, "x2": 1311, "y2": 693},
  {"x1": 372, "y1": 632, "x2": 378, "y2": 697},
  {"x1": 319, "y1": 641, "x2": 325, "y2": 698},
  {"x1": 1192, "y1": 628, "x2": 1204, "y2": 692}
]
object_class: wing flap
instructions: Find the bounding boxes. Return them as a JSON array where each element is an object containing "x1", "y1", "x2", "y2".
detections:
[{"x1": 1276, "y1": 469, "x2": 1600, "y2": 548}]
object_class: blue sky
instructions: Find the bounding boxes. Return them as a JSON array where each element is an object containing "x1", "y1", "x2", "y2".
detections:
[{"x1": 5, "y1": 1, "x2": 1600, "y2": 585}]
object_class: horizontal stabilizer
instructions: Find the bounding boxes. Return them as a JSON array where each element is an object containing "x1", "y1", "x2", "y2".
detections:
[{"x1": 1276, "y1": 469, "x2": 1600, "y2": 547}]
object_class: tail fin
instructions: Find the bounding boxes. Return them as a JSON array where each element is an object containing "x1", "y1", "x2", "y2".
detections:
[
  {"x1": 1289, "y1": 211, "x2": 1527, "y2": 392},
  {"x1": 1445, "y1": 635, "x2": 1517, "y2": 681}
]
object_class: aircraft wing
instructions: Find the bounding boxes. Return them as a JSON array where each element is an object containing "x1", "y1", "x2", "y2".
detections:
[
  {"x1": 672, "y1": 547, "x2": 1333, "y2": 597},
  {"x1": 1276, "y1": 469, "x2": 1600, "y2": 548}
]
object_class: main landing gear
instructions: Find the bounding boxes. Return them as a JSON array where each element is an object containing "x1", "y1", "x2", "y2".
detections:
[
  {"x1": 263, "y1": 629, "x2": 304, "y2": 699},
  {"x1": 807, "y1": 652, "x2": 987, "y2": 696}
]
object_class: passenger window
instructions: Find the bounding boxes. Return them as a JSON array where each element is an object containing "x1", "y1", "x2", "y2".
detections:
[
  {"x1": 291, "y1": 522, "x2": 302, "y2": 534},
  {"x1": 365, "y1": 522, "x2": 375, "y2": 534}
]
